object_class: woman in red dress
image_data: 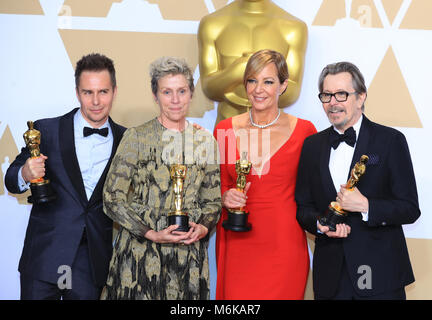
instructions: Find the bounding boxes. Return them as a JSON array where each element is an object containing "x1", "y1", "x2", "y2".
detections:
[{"x1": 213, "y1": 49, "x2": 317, "y2": 299}]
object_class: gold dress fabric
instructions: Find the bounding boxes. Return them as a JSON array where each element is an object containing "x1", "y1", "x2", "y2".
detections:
[{"x1": 101, "y1": 118, "x2": 221, "y2": 300}]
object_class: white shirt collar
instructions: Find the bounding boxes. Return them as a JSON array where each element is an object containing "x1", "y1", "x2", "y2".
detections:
[
  {"x1": 333, "y1": 114, "x2": 363, "y2": 139},
  {"x1": 74, "y1": 109, "x2": 110, "y2": 137}
]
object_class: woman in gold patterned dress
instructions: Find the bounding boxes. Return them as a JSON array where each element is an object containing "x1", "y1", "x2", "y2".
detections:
[{"x1": 100, "y1": 57, "x2": 221, "y2": 300}]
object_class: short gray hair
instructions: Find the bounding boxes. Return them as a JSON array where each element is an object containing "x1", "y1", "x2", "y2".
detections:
[
  {"x1": 149, "y1": 56, "x2": 194, "y2": 95},
  {"x1": 318, "y1": 61, "x2": 367, "y2": 110},
  {"x1": 318, "y1": 61, "x2": 367, "y2": 93}
]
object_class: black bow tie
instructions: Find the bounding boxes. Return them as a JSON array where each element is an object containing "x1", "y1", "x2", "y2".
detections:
[
  {"x1": 83, "y1": 126, "x2": 108, "y2": 137},
  {"x1": 330, "y1": 127, "x2": 356, "y2": 149}
]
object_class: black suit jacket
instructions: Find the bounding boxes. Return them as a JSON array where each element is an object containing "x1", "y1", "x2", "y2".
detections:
[
  {"x1": 295, "y1": 115, "x2": 420, "y2": 298},
  {"x1": 5, "y1": 108, "x2": 126, "y2": 286}
]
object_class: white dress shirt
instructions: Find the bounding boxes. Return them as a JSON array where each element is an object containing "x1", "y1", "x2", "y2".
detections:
[
  {"x1": 329, "y1": 115, "x2": 368, "y2": 221},
  {"x1": 74, "y1": 110, "x2": 113, "y2": 200}
]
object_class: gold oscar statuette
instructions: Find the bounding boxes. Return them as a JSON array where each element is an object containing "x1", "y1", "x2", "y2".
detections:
[
  {"x1": 23, "y1": 121, "x2": 56, "y2": 204},
  {"x1": 198, "y1": 0, "x2": 308, "y2": 125},
  {"x1": 222, "y1": 151, "x2": 252, "y2": 232},
  {"x1": 319, "y1": 155, "x2": 369, "y2": 231},
  {"x1": 168, "y1": 160, "x2": 190, "y2": 232}
]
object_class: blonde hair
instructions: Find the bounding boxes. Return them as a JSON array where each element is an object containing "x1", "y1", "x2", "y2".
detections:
[{"x1": 243, "y1": 49, "x2": 289, "y2": 89}]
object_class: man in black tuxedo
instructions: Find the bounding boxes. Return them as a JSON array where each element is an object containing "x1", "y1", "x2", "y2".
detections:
[
  {"x1": 295, "y1": 61, "x2": 420, "y2": 299},
  {"x1": 5, "y1": 53, "x2": 126, "y2": 299}
]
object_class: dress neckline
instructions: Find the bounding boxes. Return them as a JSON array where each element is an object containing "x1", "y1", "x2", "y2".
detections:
[
  {"x1": 230, "y1": 117, "x2": 300, "y2": 178},
  {"x1": 155, "y1": 117, "x2": 189, "y2": 132}
]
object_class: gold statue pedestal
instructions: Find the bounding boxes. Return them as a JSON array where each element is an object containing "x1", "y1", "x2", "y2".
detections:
[{"x1": 223, "y1": 209, "x2": 252, "y2": 232}]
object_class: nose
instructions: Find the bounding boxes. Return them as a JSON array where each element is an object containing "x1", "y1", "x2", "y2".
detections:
[
  {"x1": 92, "y1": 93, "x2": 100, "y2": 106},
  {"x1": 328, "y1": 94, "x2": 339, "y2": 104},
  {"x1": 171, "y1": 92, "x2": 180, "y2": 104},
  {"x1": 254, "y1": 81, "x2": 264, "y2": 93}
]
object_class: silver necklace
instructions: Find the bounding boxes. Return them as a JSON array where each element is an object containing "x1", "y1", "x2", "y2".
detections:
[{"x1": 249, "y1": 109, "x2": 281, "y2": 129}]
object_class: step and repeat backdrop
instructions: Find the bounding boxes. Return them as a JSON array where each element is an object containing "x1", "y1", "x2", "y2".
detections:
[{"x1": 0, "y1": 0, "x2": 431, "y2": 299}]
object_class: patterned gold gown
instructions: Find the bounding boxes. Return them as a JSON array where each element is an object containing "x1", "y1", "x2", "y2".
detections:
[{"x1": 101, "y1": 118, "x2": 221, "y2": 300}]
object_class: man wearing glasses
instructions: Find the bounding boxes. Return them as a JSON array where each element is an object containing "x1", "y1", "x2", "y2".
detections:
[{"x1": 295, "y1": 61, "x2": 420, "y2": 299}]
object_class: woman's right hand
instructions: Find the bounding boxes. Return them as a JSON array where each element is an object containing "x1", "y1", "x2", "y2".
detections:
[
  {"x1": 144, "y1": 225, "x2": 193, "y2": 244},
  {"x1": 222, "y1": 182, "x2": 251, "y2": 210}
]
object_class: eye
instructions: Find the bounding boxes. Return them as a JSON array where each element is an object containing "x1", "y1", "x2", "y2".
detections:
[
  {"x1": 318, "y1": 92, "x2": 332, "y2": 102},
  {"x1": 321, "y1": 93, "x2": 331, "y2": 98},
  {"x1": 264, "y1": 80, "x2": 274, "y2": 85},
  {"x1": 246, "y1": 79, "x2": 256, "y2": 84},
  {"x1": 335, "y1": 91, "x2": 349, "y2": 99}
]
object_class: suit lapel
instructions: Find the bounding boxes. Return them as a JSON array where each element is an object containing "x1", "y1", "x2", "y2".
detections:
[
  {"x1": 59, "y1": 108, "x2": 88, "y2": 205},
  {"x1": 320, "y1": 127, "x2": 337, "y2": 199},
  {"x1": 348, "y1": 115, "x2": 372, "y2": 181},
  {"x1": 88, "y1": 117, "x2": 124, "y2": 206}
]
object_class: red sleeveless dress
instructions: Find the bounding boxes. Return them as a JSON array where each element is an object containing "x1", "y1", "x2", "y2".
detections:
[{"x1": 214, "y1": 117, "x2": 316, "y2": 299}]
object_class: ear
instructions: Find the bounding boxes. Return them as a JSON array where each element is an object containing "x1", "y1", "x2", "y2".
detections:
[
  {"x1": 279, "y1": 79, "x2": 289, "y2": 96},
  {"x1": 112, "y1": 86, "x2": 118, "y2": 99},
  {"x1": 357, "y1": 92, "x2": 367, "y2": 108},
  {"x1": 153, "y1": 93, "x2": 158, "y2": 103},
  {"x1": 75, "y1": 87, "x2": 80, "y2": 100}
]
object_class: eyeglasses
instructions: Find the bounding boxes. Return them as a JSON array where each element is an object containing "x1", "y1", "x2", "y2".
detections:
[{"x1": 318, "y1": 91, "x2": 357, "y2": 103}]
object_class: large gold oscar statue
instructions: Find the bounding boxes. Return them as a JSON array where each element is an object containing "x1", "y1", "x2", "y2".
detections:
[{"x1": 198, "y1": 0, "x2": 308, "y2": 124}]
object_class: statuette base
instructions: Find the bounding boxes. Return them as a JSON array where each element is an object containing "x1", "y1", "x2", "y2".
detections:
[
  {"x1": 318, "y1": 203, "x2": 347, "y2": 232},
  {"x1": 27, "y1": 179, "x2": 57, "y2": 204},
  {"x1": 168, "y1": 214, "x2": 190, "y2": 232},
  {"x1": 222, "y1": 211, "x2": 252, "y2": 232}
]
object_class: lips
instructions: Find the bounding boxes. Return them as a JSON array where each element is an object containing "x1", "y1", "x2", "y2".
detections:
[
  {"x1": 169, "y1": 107, "x2": 183, "y2": 112},
  {"x1": 253, "y1": 96, "x2": 267, "y2": 102},
  {"x1": 328, "y1": 107, "x2": 344, "y2": 114}
]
